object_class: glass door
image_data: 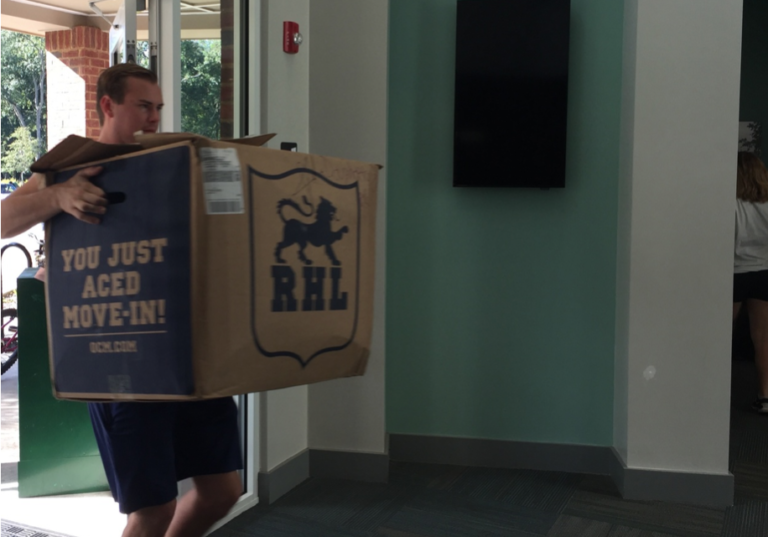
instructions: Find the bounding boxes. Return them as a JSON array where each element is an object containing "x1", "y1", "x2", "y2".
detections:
[
  {"x1": 107, "y1": 0, "x2": 138, "y2": 66},
  {"x1": 142, "y1": 0, "x2": 261, "y2": 524}
]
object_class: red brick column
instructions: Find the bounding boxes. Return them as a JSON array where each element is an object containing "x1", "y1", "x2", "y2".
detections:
[{"x1": 45, "y1": 27, "x2": 109, "y2": 144}]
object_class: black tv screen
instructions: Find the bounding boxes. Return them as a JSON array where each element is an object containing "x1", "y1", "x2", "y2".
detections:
[{"x1": 453, "y1": 0, "x2": 570, "y2": 188}]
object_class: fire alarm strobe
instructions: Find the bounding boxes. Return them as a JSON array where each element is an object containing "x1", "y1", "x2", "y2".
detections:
[{"x1": 283, "y1": 21, "x2": 303, "y2": 54}]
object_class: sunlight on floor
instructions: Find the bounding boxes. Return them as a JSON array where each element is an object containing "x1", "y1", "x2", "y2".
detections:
[
  {"x1": 0, "y1": 480, "x2": 127, "y2": 537},
  {"x1": 2, "y1": 369, "x2": 127, "y2": 537}
]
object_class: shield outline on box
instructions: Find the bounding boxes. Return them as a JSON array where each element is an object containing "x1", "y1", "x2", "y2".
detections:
[{"x1": 247, "y1": 166, "x2": 360, "y2": 367}]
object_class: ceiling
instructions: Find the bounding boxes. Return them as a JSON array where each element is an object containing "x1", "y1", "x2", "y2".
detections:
[{"x1": 1, "y1": 0, "x2": 221, "y2": 39}]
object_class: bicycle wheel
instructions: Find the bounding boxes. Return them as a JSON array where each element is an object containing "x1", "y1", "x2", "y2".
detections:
[{"x1": 2, "y1": 308, "x2": 19, "y2": 375}]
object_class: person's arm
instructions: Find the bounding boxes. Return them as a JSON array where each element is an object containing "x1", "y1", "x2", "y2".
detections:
[{"x1": 1, "y1": 167, "x2": 107, "y2": 238}]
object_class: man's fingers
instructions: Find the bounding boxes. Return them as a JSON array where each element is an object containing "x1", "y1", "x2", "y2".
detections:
[
  {"x1": 77, "y1": 166, "x2": 103, "y2": 178},
  {"x1": 61, "y1": 166, "x2": 106, "y2": 223},
  {"x1": 70, "y1": 167, "x2": 105, "y2": 194},
  {"x1": 73, "y1": 209, "x2": 101, "y2": 225},
  {"x1": 78, "y1": 202, "x2": 107, "y2": 215},
  {"x1": 74, "y1": 196, "x2": 107, "y2": 215},
  {"x1": 79, "y1": 180, "x2": 107, "y2": 198},
  {"x1": 82, "y1": 191, "x2": 108, "y2": 208}
]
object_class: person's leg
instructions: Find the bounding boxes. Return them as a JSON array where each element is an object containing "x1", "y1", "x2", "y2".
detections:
[
  {"x1": 165, "y1": 471, "x2": 242, "y2": 537},
  {"x1": 734, "y1": 301, "x2": 742, "y2": 321},
  {"x1": 747, "y1": 298, "x2": 768, "y2": 400},
  {"x1": 122, "y1": 501, "x2": 176, "y2": 537},
  {"x1": 167, "y1": 398, "x2": 244, "y2": 536},
  {"x1": 88, "y1": 402, "x2": 182, "y2": 532}
]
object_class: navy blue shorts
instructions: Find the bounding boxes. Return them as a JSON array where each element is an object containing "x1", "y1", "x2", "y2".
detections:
[{"x1": 88, "y1": 397, "x2": 242, "y2": 514}]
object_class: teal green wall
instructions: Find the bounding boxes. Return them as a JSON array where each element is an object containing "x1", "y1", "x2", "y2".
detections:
[
  {"x1": 386, "y1": 0, "x2": 624, "y2": 446},
  {"x1": 740, "y1": 0, "x2": 768, "y2": 156}
]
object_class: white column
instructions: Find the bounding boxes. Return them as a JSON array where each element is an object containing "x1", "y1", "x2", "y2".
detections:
[
  {"x1": 307, "y1": 0, "x2": 388, "y2": 455},
  {"x1": 157, "y1": 0, "x2": 181, "y2": 132},
  {"x1": 615, "y1": 0, "x2": 743, "y2": 474}
]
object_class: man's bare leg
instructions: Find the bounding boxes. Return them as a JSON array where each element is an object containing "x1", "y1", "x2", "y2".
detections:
[
  {"x1": 165, "y1": 471, "x2": 242, "y2": 537},
  {"x1": 122, "y1": 501, "x2": 176, "y2": 537}
]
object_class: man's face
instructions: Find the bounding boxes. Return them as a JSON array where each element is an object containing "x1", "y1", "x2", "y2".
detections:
[{"x1": 103, "y1": 77, "x2": 164, "y2": 144}]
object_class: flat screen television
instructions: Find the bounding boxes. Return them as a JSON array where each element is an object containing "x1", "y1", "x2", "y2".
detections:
[{"x1": 453, "y1": 0, "x2": 571, "y2": 188}]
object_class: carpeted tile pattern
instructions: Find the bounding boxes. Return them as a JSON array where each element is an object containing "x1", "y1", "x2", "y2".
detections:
[
  {"x1": 733, "y1": 461, "x2": 768, "y2": 502},
  {"x1": 563, "y1": 488, "x2": 726, "y2": 536},
  {"x1": 545, "y1": 515, "x2": 681, "y2": 537},
  {"x1": 721, "y1": 500, "x2": 768, "y2": 537},
  {"x1": 208, "y1": 361, "x2": 767, "y2": 537}
]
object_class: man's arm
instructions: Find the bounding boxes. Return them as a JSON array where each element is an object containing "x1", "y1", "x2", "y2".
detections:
[{"x1": 1, "y1": 167, "x2": 107, "y2": 239}]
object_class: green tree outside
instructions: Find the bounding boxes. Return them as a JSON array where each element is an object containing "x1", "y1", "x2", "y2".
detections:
[
  {"x1": 2, "y1": 31, "x2": 222, "y2": 184},
  {"x1": 180, "y1": 40, "x2": 221, "y2": 139},
  {"x1": 1, "y1": 30, "x2": 47, "y2": 183},
  {"x1": 136, "y1": 39, "x2": 222, "y2": 139},
  {"x1": 2, "y1": 127, "x2": 37, "y2": 182}
]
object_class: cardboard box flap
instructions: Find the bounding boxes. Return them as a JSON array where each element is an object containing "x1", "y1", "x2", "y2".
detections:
[
  {"x1": 30, "y1": 135, "x2": 141, "y2": 173},
  {"x1": 134, "y1": 132, "x2": 205, "y2": 149},
  {"x1": 223, "y1": 133, "x2": 276, "y2": 147},
  {"x1": 137, "y1": 132, "x2": 276, "y2": 150},
  {"x1": 31, "y1": 132, "x2": 279, "y2": 173}
]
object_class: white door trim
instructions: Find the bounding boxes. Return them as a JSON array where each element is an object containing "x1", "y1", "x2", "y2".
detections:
[{"x1": 156, "y1": 0, "x2": 181, "y2": 132}]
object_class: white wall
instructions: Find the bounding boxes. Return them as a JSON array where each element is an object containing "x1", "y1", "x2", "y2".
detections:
[
  {"x1": 615, "y1": 0, "x2": 743, "y2": 473},
  {"x1": 307, "y1": 0, "x2": 388, "y2": 455},
  {"x1": 47, "y1": 53, "x2": 85, "y2": 148},
  {"x1": 257, "y1": 0, "x2": 388, "y2": 472},
  {"x1": 258, "y1": 0, "x2": 310, "y2": 472}
]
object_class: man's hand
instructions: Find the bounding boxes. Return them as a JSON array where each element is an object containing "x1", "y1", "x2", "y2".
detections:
[{"x1": 52, "y1": 167, "x2": 107, "y2": 224}]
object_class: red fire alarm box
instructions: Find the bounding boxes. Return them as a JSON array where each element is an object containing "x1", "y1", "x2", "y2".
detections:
[{"x1": 283, "y1": 22, "x2": 302, "y2": 54}]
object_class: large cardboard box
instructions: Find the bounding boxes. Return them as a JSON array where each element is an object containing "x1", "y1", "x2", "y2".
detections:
[{"x1": 31, "y1": 133, "x2": 379, "y2": 401}]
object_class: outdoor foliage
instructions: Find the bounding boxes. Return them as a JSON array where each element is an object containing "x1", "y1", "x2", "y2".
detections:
[
  {"x1": 1, "y1": 32, "x2": 221, "y2": 183},
  {"x1": 1, "y1": 30, "x2": 47, "y2": 182},
  {"x1": 180, "y1": 40, "x2": 221, "y2": 140},
  {"x1": 2, "y1": 127, "x2": 37, "y2": 182},
  {"x1": 137, "y1": 39, "x2": 222, "y2": 139}
]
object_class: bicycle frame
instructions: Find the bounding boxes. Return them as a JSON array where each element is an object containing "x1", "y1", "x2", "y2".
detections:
[
  {"x1": 1, "y1": 242, "x2": 32, "y2": 373},
  {"x1": 2, "y1": 314, "x2": 18, "y2": 354}
]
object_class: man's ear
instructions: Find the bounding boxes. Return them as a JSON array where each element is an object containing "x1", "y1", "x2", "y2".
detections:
[{"x1": 100, "y1": 95, "x2": 114, "y2": 119}]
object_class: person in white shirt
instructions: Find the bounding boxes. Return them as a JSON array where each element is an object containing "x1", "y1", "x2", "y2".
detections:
[{"x1": 733, "y1": 151, "x2": 768, "y2": 413}]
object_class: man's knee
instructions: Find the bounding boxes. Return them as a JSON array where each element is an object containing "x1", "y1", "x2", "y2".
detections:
[
  {"x1": 126, "y1": 500, "x2": 176, "y2": 536},
  {"x1": 205, "y1": 483, "x2": 241, "y2": 517},
  {"x1": 195, "y1": 473, "x2": 242, "y2": 519}
]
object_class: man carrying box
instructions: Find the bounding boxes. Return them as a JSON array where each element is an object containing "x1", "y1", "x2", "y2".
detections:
[{"x1": 1, "y1": 63, "x2": 243, "y2": 537}]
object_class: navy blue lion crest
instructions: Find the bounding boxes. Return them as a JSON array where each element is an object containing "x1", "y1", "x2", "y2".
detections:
[{"x1": 274, "y1": 196, "x2": 348, "y2": 266}]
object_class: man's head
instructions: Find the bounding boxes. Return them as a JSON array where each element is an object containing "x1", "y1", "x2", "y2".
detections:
[{"x1": 96, "y1": 63, "x2": 163, "y2": 144}]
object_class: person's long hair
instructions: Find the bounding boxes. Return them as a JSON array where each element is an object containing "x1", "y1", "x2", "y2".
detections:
[{"x1": 737, "y1": 152, "x2": 768, "y2": 203}]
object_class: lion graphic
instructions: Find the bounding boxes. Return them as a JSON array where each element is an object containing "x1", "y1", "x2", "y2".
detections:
[{"x1": 274, "y1": 196, "x2": 349, "y2": 266}]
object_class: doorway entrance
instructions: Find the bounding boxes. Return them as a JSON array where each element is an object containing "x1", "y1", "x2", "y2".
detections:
[{"x1": 0, "y1": 1, "x2": 261, "y2": 534}]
